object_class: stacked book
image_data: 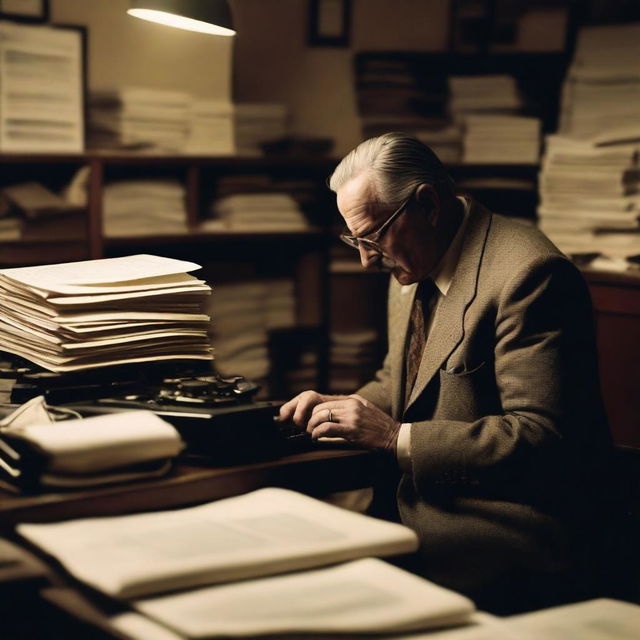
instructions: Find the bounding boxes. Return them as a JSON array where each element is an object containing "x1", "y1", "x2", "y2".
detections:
[
  {"x1": 103, "y1": 179, "x2": 189, "y2": 237},
  {"x1": 184, "y1": 99, "x2": 235, "y2": 155},
  {"x1": 208, "y1": 193, "x2": 309, "y2": 231},
  {"x1": 355, "y1": 55, "x2": 459, "y2": 160},
  {"x1": 88, "y1": 87, "x2": 191, "y2": 152},
  {"x1": 207, "y1": 279, "x2": 296, "y2": 385},
  {"x1": 329, "y1": 329, "x2": 381, "y2": 394},
  {"x1": 234, "y1": 103, "x2": 289, "y2": 155},
  {"x1": 16, "y1": 487, "x2": 481, "y2": 638},
  {"x1": 449, "y1": 74, "x2": 522, "y2": 120},
  {"x1": 462, "y1": 114, "x2": 541, "y2": 164},
  {"x1": 448, "y1": 75, "x2": 541, "y2": 164},
  {"x1": 559, "y1": 23, "x2": 640, "y2": 138},
  {"x1": 0, "y1": 255, "x2": 213, "y2": 372}
]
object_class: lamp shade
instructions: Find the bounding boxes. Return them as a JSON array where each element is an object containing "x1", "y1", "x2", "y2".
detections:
[{"x1": 128, "y1": 0, "x2": 235, "y2": 36}]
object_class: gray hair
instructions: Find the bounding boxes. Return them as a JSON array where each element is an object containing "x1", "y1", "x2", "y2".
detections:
[{"x1": 329, "y1": 132, "x2": 453, "y2": 206}]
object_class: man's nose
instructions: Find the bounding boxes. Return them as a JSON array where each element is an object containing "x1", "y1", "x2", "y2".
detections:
[{"x1": 358, "y1": 244, "x2": 378, "y2": 269}]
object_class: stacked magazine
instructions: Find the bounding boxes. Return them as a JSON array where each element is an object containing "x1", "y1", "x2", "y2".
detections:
[
  {"x1": 18, "y1": 487, "x2": 476, "y2": 638},
  {"x1": 0, "y1": 254, "x2": 213, "y2": 372}
]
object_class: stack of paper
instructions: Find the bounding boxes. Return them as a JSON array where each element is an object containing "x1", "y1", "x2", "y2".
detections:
[
  {"x1": 330, "y1": 329, "x2": 381, "y2": 393},
  {"x1": 88, "y1": 87, "x2": 190, "y2": 152},
  {"x1": 103, "y1": 179, "x2": 189, "y2": 237},
  {"x1": 18, "y1": 488, "x2": 478, "y2": 638},
  {"x1": 449, "y1": 75, "x2": 522, "y2": 120},
  {"x1": 184, "y1": 99, "x2": 235, "y2": 155},
  {"x1": 463, "y1": 115, "x2": 541, "y2": 164},
  {"x1": 559, "y1": 23, "x2": 640, "y2": 138},
  {"x1": 234, "y1": 103, "x2": 288, "y2": 155},
  {"x1": 0, "y1": 254, "x2": 213, "y2": 372},
  {"x1": 207, "y1": 193, "x2": 309, "y2": 231},
  {"x1": 207, "y1": 279, "x2": 295, "y2": 384},
  {"x1": 538, "y1": 27, "x2": 640, "y2": 266}
]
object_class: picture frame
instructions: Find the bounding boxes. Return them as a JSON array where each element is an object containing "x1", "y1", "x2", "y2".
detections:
[
  {"x1": 0, "y1": 20, "x2": 87, "y2": 152},
  {"x1": 308, "y1": 0, "x2": 351, "y2": 47},
  {"x1": 0, "y1": 0, "x2": 49, "y2": 23}
]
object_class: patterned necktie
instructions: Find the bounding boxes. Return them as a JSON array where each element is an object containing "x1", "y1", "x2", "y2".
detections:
[{"x1": 404, "y1": 279, "x2": 437, "y2": 409}]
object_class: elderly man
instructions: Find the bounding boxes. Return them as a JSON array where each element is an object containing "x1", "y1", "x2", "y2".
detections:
[{"x1": 278, "y1": 132, "x2": 611, "y2": 613}]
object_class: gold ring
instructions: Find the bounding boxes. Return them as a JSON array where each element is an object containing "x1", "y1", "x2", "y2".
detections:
[{"x1": 327, "y1": 409, "x2": 333, "y2": 422}]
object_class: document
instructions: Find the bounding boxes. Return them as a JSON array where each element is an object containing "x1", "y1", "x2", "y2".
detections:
[
  {"x1": 132, "y1": 558, "x2": 474, "y2": 638},
  {"x1": 505, "y1": 598, "x2": 640, "y2": 639},
  {"x1": 18, "y1": 488, "x2": 419, "y2": 599},
  {"x1": 0, "y1": 254, "x2": 213, "y2": 371}
]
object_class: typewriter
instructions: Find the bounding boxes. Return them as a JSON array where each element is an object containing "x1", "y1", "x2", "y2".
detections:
[{"x1": 0, "y1": 356, "x2": 311, "y2": 464}]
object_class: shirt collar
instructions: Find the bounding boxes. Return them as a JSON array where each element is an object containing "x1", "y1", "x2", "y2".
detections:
[{"x1": 430, "y1": 196, "x2": 471, "y2": 296}]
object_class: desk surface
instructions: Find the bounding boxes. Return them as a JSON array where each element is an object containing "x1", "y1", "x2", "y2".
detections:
[{"x1": 0, "y1": 447, "x2": 374, "y2": 527}]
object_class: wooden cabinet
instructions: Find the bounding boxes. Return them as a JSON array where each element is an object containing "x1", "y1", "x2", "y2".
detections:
[{"x1": 584, "y1": 269, "x2": 640, "y2": 448}]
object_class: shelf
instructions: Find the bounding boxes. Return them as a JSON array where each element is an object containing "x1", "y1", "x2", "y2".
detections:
[{"x1": 104, "y1": 229, "x2": 327, "y2": 247}]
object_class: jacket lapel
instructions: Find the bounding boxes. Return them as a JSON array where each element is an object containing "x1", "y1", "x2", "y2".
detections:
[{"x1": 405, "y1": 201, "x2": 492, "y2": 413}]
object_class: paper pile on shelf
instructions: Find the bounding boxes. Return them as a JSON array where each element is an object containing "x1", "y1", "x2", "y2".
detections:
[
  {"x1": 0, "y1": 22, "x2": 84, "y2": 153},
  {"x1": 539, "y1": 22, "x2": 640, "y2": 267},
  {"x1": 184, "y1": 99, "x2": 235, "y2": 155},
  {"x1": 0, "y1": 254, "x2": 213, "y2": 372},
  {"x1": 88, "y1": 87, "x2": 191, "y2": 153},
  {"x1": 538, "y1": 134, "x2": 640, "y2": 260},
  {"x1": 462, "y1": 115, "x2": 541, "y2": 164},
  {"x1": 207, "y1": 193, "x2": 309, "y2": 231},
  {"x1": 206, "y1": 279, "x2": 295, "y2": 384},
  {"x1": 103, "y1": 179, "x2": 189, "y2": 237},
  {"x1": 234, "y1": 103, "x2": 288, "y2": 155},
  {"x1": 559, "y1": 23, "x2": 640, "y2": 138},
  {"x1": 329, "y1": 329, "x2": 381, "y2": 394},
  {"x1": 449, "y1": 75, "x2": 522, "y2": 120}
]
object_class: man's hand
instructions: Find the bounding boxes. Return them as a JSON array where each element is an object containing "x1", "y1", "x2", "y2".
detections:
[
  {"x1": 307, "y1": 394, "x2": 401, "y2": 454},
  {"x1": 278, "y1": 390, "x2": 349, "y2": 428}
]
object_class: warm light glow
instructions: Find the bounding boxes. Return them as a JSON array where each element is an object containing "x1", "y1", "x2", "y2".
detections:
[{"x1": 127, "y1": 8, "x2": 235, "y2": 36}]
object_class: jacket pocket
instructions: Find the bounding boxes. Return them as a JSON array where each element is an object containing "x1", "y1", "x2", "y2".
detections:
[{"x1": 434, "y1": 361, "x2": 499, "y2": 421}]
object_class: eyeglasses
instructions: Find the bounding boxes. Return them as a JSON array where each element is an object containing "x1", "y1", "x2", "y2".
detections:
[{"x1": 340, "y1": 189, "x2": 415, "y2": 252}]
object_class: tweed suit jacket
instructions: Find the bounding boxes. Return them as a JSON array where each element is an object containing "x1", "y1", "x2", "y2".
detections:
[{"x1": 357, "y1": 200, "x2": 610, "y2": 597}]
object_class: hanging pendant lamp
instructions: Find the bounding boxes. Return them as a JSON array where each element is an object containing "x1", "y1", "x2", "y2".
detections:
[{"x1": 128, "y1": 0, "x2": 235, "y2": 36}]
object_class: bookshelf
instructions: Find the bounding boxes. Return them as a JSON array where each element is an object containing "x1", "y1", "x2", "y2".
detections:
[{"x1": 0, "y1": 153, "x2": 338, "y2": 396}]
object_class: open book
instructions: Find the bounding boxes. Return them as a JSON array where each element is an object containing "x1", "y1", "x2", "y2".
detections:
[
  {"x1": 18, "y1": 487, "x2": 419, "y2": 599},
  {"x1": 129, "y1": 558, "x2": 475, "y2": 638}
]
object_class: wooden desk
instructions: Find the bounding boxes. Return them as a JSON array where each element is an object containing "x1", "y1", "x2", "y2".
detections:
[{"x1": 0, "y1": 448, "x2": 375, "y2": 528}]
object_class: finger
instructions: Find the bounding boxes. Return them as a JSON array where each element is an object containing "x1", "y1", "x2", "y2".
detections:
[
  {"x1": 311, "y1": 400, "x2": 343, "y2": 417},
  {"x1": 278, "y1": 396, "x2": 299, "y2": 421},
  {"x1": 291, "y1": 391, "x2": 322, "y2": 426},
  {"x1": 310, "y1": 421, "x2": 351, "y2": 441}
]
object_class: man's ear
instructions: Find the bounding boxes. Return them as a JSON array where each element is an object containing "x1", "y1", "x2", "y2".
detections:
[{"x1": 415, "y1": 183, "x2": 440, "y2": 226}]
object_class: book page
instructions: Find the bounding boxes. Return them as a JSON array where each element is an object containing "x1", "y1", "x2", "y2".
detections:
[
  {"x1": 134, "y1": 558, "x2": 474, "y2": 638},
  {"x1": 18, "y1": 488, "x2": 418, "y2": 598},
  {"x1": 506, "y1": 598, "x2": 640, "y2": 640}
]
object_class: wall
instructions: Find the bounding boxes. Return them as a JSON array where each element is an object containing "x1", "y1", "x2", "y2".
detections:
[
  {"x1": 50, "y1": 0, "x2": 233, "y2": 99},
  {"x1": 232, "y1": 0, "x2": 450, "y2": 155},
  {"x1": 48, "y1": 0, "x2": 450, "y2": 155}
]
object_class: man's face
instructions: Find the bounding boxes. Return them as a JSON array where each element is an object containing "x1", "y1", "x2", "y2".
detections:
[{"x1": 336, "y1": 174, "x2": 439, "y2": 285}]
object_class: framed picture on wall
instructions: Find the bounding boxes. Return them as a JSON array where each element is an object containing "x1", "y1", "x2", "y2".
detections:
[
  {"x1": 308, "y1": 0, "x2": 351, "y2": 47},
  {"x1": 0, "y1": 21, "x2": 86, "y2": 152},
  {"x1": 0, "y1": 0, "x2": 49, "y2": 22}
]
